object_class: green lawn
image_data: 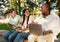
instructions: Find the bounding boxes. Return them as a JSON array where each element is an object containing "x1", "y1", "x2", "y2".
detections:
[{"x1": 0, "y1": 24, "x2": 13, "y2": 30}]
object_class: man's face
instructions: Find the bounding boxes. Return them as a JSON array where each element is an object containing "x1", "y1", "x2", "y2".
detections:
[
  {"x1": 41, "y1": 5, "x2": 49, "y2": 16},
  {"x1": 10, "y1": 11, "x2": 16, "y2": 18}
]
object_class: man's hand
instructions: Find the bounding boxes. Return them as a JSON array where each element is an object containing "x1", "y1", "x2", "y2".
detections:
[
  {"x1": 47, "y1": 30, "x2": 53, "y2": 33},
  {"x1": 12, "y1": 26, "x2": 17, "y2": 29},
  {"x1": 12, "y1": 25, "x2": 22, "y2": 29},
  {"x1": 43, "y1": 30, "x2": 53, "y2": 35}
]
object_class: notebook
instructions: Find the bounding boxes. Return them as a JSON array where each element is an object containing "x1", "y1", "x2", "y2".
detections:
[{"x1": 29, "y1": 24, "x2": 43, "y2": 36}]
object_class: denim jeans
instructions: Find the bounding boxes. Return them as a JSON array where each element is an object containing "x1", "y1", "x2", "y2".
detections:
[
  {"x1": 13, "y1": 32, "x2": 30, "y2": 42},
  {"x1": 3, "y1": 30, "x2": 18, "y2": 42}
]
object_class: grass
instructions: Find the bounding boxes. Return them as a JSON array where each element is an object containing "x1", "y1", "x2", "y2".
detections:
[
  {"x1": 57, "y1": 33, "x2": 60, "y2": 39},
  {"x1": 0, "y1": 23, "x2": 13, "y2": 30}
]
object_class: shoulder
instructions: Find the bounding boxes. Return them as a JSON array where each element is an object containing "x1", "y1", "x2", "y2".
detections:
[
  {"x1": 16, "y1": 15, "x2": 20, "y2": 17},
  {"x1": 51, "y1": 14, "x2": 59, "y2": 20},
  {"x1": 16, "y1": 15, "x2": 22, "y2": 18}
]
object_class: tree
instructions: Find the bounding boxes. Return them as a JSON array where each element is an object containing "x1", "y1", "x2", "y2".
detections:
[{"x1": 8, "y1": 0, "x2": 18, "y2": 14}]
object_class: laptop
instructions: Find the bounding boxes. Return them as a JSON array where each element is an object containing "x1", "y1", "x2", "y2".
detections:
[{"x1": 29, "y1": 24, "x2": 43, "y2": 36}]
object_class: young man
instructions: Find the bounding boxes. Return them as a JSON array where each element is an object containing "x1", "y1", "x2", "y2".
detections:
[
  {"x1": 3, "y1": 8, "x2": 22, "y2": 42},
  {"x1": 28, "y1": 3, "x2": 60, "y2": 42}
]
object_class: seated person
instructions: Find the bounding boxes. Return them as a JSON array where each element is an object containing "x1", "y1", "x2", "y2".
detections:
[
  {"x1": 13, "y1": 8, "x2": 34, "y2": 42},
  {"x1": 28, "y1": 3, "x2": 60, "y2": 42},
  {"x1": 3, "y1": 8, "x2": 22, "y2": 42}
]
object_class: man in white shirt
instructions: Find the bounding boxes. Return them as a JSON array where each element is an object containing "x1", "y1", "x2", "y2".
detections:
[{"x1": 28, "y1": 3, "x2": 60, "y2": 42}]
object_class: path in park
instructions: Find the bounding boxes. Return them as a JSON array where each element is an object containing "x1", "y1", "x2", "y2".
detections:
[{"x1": 0, "y1": 30, "x2": 7, "y2": 42}]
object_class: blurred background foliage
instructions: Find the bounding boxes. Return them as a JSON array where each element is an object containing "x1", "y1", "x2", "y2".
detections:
[{"x1": 0, "y1": 0, "x2": 60, "y2": 17}]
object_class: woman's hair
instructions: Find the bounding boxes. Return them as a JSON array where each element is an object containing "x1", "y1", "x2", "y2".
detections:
[
  {"x1": 8, "y1": 8, "x2": 15, "y2": 13},
  {"x1": 22, "y1": 8, "x2": 30, "y2": 25}
]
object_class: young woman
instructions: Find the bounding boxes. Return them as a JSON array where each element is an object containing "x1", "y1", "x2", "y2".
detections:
[{"x1": 13, "y1": 8, "x2": 34, "y2": 42}]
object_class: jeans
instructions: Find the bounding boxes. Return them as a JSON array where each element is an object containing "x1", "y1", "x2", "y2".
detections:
[
  {"x1": 3, "y1": 30, "x2": 18, "y2": 42},
  {"x1": 13, "y1": 32, "x2": 30, "y2": 42}
]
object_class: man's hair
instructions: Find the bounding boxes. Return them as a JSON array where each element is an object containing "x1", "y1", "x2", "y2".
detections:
[
  {"x1": 8, "y1": 8, "x2": 15, "y2": 13},
  {"x1": 42, "y1": 3, "x2": 51, "y2": 11}
]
